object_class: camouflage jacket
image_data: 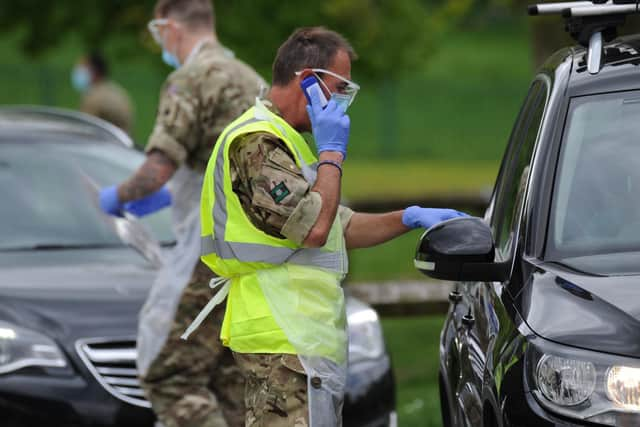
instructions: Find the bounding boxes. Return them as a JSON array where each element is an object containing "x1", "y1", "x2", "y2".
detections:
[
  {"x1": 229, "y1": 129, "x2": 353, "y2": 245},
  {"x1": 145, "y1": 40, "x2": 266, "y2": 172},
  {"x1": 81, "y1": 80, "x2": 133, "y2": 134}
]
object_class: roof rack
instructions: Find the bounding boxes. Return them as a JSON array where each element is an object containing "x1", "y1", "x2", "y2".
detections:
[{"x1": 528, "y1": 0, "x2": 640, "y2": 74}]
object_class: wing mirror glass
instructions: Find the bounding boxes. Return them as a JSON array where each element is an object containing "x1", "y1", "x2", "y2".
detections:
[{"x1": 414, "y1": 217, "x2": 508, "y2": 282}]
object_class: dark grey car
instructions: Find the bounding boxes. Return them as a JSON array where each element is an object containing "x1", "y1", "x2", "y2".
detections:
[{"x1": 0, "y1": 107, "x2": 396, "y2": 427}]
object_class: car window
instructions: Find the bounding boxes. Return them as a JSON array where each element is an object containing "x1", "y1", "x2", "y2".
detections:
[
  {"x1": 492, "y1": 80, "x2": 547, "y2": 260},
  {"x1": 0, "y1": 140, "x2": 174, "y2": 250},
  {"x1": 547, "y1": 91, "x2": 640, "y2": 274}
]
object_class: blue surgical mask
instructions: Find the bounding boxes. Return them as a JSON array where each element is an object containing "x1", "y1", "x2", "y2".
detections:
[
  {"x1": 162, "y1": 49, "x2": 181, "y2": 69},
  {"x1": 331, "y1": 93, "x2": 353, "y2": 112},
  {"x1": 71, "y1": 66, "x2": 91, "y2": 93}
]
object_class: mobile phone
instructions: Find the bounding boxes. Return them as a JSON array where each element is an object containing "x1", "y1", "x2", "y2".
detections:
[{"x1": 301, "y1": 76, "x2": 328, "y2": 108}]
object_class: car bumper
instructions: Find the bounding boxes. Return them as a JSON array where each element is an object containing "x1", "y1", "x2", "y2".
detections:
[{"x1": 0, "y1": 370, "x2": 153, "y2": 427}]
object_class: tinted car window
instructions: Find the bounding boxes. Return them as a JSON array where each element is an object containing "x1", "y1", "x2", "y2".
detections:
[
  {"x1": 0, "y1": 140, "x2": 173, "y2": 250},
  {"x1": 548, "y1": 91, "x2": 640, "y2": 274},
  {"x1": 493, "y1": 81, "x2": 547, "y2": 259}
]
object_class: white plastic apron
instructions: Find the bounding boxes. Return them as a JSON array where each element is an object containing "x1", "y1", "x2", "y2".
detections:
[
  {"x1": 256, "y1": 259, "x2": 349, "y2": 427},
  {"x1": 137, "y1": 166, "x2": 204, "y2": 376}
]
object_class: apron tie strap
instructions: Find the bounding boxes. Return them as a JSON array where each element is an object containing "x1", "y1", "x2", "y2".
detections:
[{"x1": 181, "y1": 277, "x2": 231, "y2": 340}]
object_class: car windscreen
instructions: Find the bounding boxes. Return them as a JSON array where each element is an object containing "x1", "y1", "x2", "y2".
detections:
[
  {"x1": 0, "y1": 139, "x2": 174, "y2": 251},
  {"x1": 547, "y1": 91, "x2": 640, "y2": 275}
]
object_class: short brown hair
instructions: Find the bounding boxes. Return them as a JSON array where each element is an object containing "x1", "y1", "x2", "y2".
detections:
[
  {"x1": 154, "y1": 0, "x2": 214, "y2": 29},
  {"x1": 272, "y1": 27, "x2": 357, "y2": 86}
]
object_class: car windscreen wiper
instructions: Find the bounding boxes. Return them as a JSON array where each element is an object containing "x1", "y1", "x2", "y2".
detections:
[{"x1": 0, "y1": 243, "x2": 126, "y2": 252}]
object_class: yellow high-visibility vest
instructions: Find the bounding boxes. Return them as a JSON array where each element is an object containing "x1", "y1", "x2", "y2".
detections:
[{"x1": 199, "y1": 101, "x2": 348, "y2": 363}]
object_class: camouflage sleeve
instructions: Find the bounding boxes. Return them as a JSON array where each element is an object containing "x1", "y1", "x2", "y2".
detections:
[
  {"x1": 144, "y1": 72, "x2": 201, "y2": 166},
  {"x1": 229, "y1": 132, "x2": 322, "y2": 245}
]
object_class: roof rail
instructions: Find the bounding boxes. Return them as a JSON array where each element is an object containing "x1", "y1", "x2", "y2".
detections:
[{"x1": 528, "y1": 0, "x2": 639, "y2": 74}]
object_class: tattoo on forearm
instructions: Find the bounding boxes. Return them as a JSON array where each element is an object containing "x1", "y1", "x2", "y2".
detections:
[{"x1": 118, "y1": 151, "x2": 177, "y2": 202}]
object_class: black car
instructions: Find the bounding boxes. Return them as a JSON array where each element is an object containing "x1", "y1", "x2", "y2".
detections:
[
  {"x1": 0, "y1": 107, "x2": 396, "y2": 427},
  {"x1": 414, "y1": 4, "x2": 640, "y2": 427}
]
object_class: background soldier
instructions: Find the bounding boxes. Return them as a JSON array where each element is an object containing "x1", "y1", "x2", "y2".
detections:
[
  {"x1": 71, "y1": 52, "x2": 134, "y2": 134},
  {"x1": 98, "y1": 1, "x2": 266, "y2": 426}
]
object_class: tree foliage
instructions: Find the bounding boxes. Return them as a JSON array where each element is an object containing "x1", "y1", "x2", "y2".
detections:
[{"x1": 0, "y1": 0, "x2": 472, "y2": 79}]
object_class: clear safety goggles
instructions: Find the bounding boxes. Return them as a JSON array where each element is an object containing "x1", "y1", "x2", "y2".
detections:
[
  {"x1": 147, "y1": 18, "x2": 169, "y2": 46},
  {"x1": 295, "y1": 68, "x2": 361, "y2": 107}
]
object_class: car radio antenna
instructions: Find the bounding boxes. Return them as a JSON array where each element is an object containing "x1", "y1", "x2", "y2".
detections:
[{"x1": 528, "y1": 0, "x2": 640, "y2": 74}]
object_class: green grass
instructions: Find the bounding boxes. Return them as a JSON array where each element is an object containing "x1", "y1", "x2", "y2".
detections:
[
  {"x1": 343, "y1": 160, "x2": 498, "y2": 201},
  {"x1": 381, "y1": 315, "x2": 446, "y2": 427},
  {"x1": 347, "y1": 229, "x2": 425, "y2": 283}
]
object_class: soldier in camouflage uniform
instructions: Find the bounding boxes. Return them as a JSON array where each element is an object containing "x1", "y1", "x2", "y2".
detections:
[
  {"x1": 226, "y1": 101, "x2": 355, "y2": 427},
  {"x1": 196, "y1": 27, "x2": 467, "y2": 426},
  {"x1": 72, "y1": 52, "x2": 134, "y2": 134},
  {"x1": 98, "y1": 1, "x2": 266, "y2": 426}
]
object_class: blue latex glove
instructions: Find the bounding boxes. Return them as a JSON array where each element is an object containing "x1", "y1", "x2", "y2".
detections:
[
  {"x1": 306, "y1": 88, "x2": 350, "y2": 160},
  {"x1": 402, "y1": 206, "x2": 469, "y2": 229},
  {"x1": 123, "y1": 186, "x2": 172, "y2": 217},
  {"x1": 99, "y1": 185, "x2": 124, "y2": 217}
]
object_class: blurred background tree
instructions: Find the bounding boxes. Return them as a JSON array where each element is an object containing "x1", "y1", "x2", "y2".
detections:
[{"x1": 0, "y1": 0, "x2": 471, "y2": 79}]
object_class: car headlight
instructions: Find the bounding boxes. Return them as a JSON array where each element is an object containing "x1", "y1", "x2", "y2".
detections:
[
  {"x1": 0, "y1": 321, "x2": 67, "y2": 374},
  {"x1": 347, "y1": 299, "x2": 385, "y2": 363},
  {"x1": 536, "y1": 354, "x2": 596, "y2": 406},
  {"x1": 526, "y1": 338, "x2": 640, "y2": 425}
]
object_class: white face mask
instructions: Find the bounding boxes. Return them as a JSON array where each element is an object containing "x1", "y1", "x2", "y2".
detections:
[{"x1": 296, "y1": 68, "x2": 360, "y2": 111}]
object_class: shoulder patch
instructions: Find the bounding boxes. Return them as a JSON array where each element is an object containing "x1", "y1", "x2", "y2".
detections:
[{"x1": 269, "y1": 181, "x2": 291, "y2": 204}]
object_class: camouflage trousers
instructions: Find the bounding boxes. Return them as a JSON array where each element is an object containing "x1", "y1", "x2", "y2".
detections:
[
  {"x1": 140, "y1": 261, "x2": 245, "y2": 427},
  {"x1": 233, "y1": 352, "x2": 309, "y2": 427}
]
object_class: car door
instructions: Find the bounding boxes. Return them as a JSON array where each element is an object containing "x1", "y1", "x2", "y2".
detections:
[{"x1": 452, "y1": 79, "x2": 549, "y2": 427}]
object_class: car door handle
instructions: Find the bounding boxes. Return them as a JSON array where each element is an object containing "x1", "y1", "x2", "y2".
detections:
[
  {"x1": 462, "y1": 313, "x2": 475, "y2": 328},
  {"x1": 449, "y1": 291, "x2": 462, "y2": 304}
]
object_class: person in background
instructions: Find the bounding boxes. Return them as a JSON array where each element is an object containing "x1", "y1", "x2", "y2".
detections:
[
  {"x1": 71, "y1": 52, "x2": 134, "y2": 134},
  {"x1": 98, "y1": 0, "x2": 266, "y2": 426}
]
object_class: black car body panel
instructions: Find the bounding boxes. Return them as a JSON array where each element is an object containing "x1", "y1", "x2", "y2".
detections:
[
  {"x1": 515, "y1": 261, "x2": 640, "y2": 359},
  {"x1": 432, "y1": 33, "x2": 640, "y2": 427}
]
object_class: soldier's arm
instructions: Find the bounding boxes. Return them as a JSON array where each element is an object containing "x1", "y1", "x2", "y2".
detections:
[
  {"x1": 117, "y1": 76, "x2": 200, "y2": 202},
  {"x1": 230, "y1": 132, "x2": 351, "y2": 247},
  {"x1": 342, "y1": 211, "x2": 411, "y2": 249},
  {"x1": 301, "y1": 151, "x2": 343, "y2": 247},
  {"x1": 117, "y1": 150, "x2": 177, "y2": 202}
]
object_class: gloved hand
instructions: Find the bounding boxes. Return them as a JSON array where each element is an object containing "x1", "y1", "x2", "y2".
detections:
[
  {"x1": 123, "y1": 186, "x2": 172, "y2": 217},
  {"x1": 402, "y1": 206, "x2": 469, "y2": 229},
  {"x1": 99, "y1": 185, "x2": 124, "y2": 217},
  {"x1": 306, "y1": 88, "x2": 350, "y2": 160}
]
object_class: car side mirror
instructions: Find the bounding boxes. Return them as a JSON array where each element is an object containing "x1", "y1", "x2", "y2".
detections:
[{"x1": 414, "y1": 217, "x2": 509, "y2": 282}]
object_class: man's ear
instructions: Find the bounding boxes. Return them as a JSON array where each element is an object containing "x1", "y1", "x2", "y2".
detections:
[{"x1": 297, "y1": 69, "x2": 315, "y2": 81}]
